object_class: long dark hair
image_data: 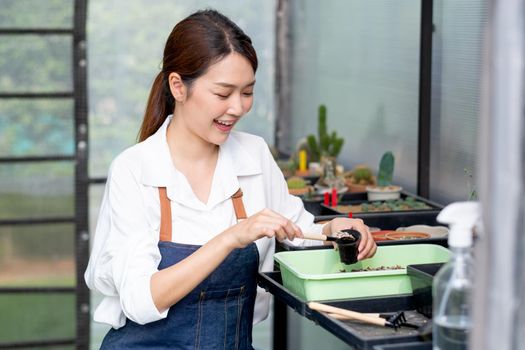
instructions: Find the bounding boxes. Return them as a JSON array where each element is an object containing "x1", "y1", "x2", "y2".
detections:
[{"x1": 138, "y1": 9, "x2": 258, "y2": 142}]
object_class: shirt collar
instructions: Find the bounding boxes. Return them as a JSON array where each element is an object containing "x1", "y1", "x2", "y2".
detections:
[
  {"x1": 139, "y1": 115, "x2": 261, "y2": 209},
  {"x1": 204, "y1": 132, "x2": 261, "y2": 208}
]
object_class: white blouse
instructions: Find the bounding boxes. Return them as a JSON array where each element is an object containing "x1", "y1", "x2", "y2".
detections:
[{"x1": 84, "y1": 115, "x2": 324, "y2": 329}]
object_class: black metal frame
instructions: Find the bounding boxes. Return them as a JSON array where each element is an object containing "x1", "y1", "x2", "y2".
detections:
[
  {"x1": 0, "y1": 1, "x2": 89, "y2": 349},
  {"x1": 73, "y1": 1, "x2": 90, "y2": 349},
  {"x1": 417, "y1": 0, "x2": 433, "y2": 198}
]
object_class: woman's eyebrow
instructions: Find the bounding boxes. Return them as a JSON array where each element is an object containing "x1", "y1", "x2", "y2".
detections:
[{"x1": 213, "y1": 80, "x2": 256, "y2": 88}]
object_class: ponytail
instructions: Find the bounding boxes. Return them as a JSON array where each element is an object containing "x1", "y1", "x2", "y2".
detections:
[{"x1": 138, "y1": 72, "x2": 174, "y2": 142}]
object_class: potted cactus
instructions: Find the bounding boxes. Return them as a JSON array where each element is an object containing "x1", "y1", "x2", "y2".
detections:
[
  {"x1": 306, "y1": 104, "x2": 345, "y2": 189},
  {"x1": 286, "y1": 176, "x2": 313, "y2": 196},
  {"x1": 366, "y1": 151, "x2": 402, "y2": 201},
  {"x1": 343, "y1": 164, "x2": 376, "y2": 192}
]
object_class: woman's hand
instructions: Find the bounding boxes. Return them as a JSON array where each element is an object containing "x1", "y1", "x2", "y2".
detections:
[
  {"x1": 223, "y1": 208, "x2": 303, "y2": 249},
  {"x1": 324, "y1": 217, "x2": 377, "y2": 260}
]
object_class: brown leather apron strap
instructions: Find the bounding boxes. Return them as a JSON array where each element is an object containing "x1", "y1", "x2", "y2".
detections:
[
  {"x1": 158, "y1": 187, "x2": 172, "y2": 242},
  {"x1": 231, "y1": 188, "x2": 247, "y2": 220},
  {"x1": 158, "y1": 187, "x2": 247, "y2": 242}
]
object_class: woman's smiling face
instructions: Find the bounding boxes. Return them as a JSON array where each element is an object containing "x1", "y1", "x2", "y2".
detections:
[{"x1": 172, "y1": 52, "x2": 256, "y2": 146}]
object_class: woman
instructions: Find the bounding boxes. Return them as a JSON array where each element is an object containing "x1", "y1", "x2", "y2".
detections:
[{"x1": 85, "y1": 9, "x2": 376, "y2": 349}]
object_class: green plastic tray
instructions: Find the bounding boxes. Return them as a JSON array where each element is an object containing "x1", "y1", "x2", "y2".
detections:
[{"x1": 274, "y1": 244, "x2": 451, "y2": 301}]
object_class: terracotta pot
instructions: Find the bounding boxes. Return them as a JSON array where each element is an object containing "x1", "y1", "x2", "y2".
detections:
[
  {"x1": 385, "y1": 231, "x2": 431, "y2": 240},
  {"x1": 344, "y1": 177, "x2": 376, "y2": 193},
  {"x1": 345, "y1": 182, "x2": 369, "y2": 193},
  {"x1": 288, "y1": 186, "x2": 313, "y2": 196},
  {"x1": 371, "y1": 230, "x2": 394, "y2": 242}
]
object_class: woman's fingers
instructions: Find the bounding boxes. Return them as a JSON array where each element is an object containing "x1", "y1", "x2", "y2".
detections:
[
  {"x1": 347, "y1": 219, "x2": 374, "y2": 255},
  {"x1": 252, "y1": 209, "x2": 302, "y2": 241},
  {"x1": 327, "y1": 217, "x2": 377, "y2": 261},
  {"x1": 358, "y1": 229, "x2": 377, "y2": 260},
  {"x1": 355, "y1": 225, "x2": 376, "y2": 260}
]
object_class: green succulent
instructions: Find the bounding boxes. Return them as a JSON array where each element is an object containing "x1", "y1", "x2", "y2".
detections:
[
  {"x1": 286, "y1": 176, "x2": 307, "y2": 189},
  {"x1": 352, "y1": 166, "x2": 373, "y2": 183}
]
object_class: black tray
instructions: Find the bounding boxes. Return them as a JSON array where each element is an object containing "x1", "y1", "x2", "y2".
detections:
[
  {"x1": 258, "y1": 272, "x2": 431, "y2": 350},
  {"x1": 373, "y1": 342, "x2": 432, "y2": 350},
  {"x1": 302, "y1": 192, "x2": 373, "y2": 215},
  {"x1": 277, "y1": 211, "x2": 448, "y2": 252},
  {"x1": 407, "y1": 263, "x2": 445, "y2": 318},
  {"x1": 319, "y1": 191, "x2": 443, "y2": 217},
  {"x1": 302, "y1": 191, "x2": 442, "y2": 216}
]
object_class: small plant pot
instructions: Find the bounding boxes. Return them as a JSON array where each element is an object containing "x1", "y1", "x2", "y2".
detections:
[
  {"x1": 294, "y1": 169, "x2": 311, "y2": 177},
  {"x1": 288, "y1": 186, "x2": 313, "y2": 196},
  {"x1": 345, "y1": 182, "x2": 370, "y2": 193},
  {"x1": 336, "y1": 229, "x2": 361, "y2": 265},
  {"x1": 366, "y1": 185, "x2": 402, "y2": 201}
]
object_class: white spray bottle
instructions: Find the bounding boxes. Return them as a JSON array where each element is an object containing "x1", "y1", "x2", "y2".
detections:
[{"x1": 432, "y1": 201, "x2": 480, "y2": 350}]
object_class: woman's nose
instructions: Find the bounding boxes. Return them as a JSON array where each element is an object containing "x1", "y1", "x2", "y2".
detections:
[{"x1": 227, "y1": 94, "x2": 244, "y2": 116}]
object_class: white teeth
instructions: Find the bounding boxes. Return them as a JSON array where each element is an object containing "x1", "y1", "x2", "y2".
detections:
[{"x1": 215, "y1": 120, "x2": 233, "y2": 126}]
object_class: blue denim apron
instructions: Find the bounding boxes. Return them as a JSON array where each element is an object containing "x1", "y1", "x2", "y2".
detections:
[{"x1": 100, "y1": 188, "x2": 258, "y2": 350}]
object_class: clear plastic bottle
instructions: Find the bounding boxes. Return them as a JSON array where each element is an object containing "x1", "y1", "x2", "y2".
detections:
[{"x1": 432, "y1": 202, "x2": 479, "y2": 350}]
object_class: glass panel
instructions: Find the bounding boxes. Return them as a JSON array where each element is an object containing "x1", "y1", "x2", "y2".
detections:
[
  {"x1": 0, "y1": 99, "x2": 74, "y2": 157},
  {"x1": 0, "y1": 162, "x2": 74, "y2": 220},
  {"x1": 0, "y1": 292, "x2": 75, "y2": 343},
  {"x1": 0, "y1": 0, "x2": 73, "y2": 29},
  {"x1": 0, "y1": 224, "x2": 75, "y2": 287},
  {"x1": 289, "y1": 0, "x2": 421, "y2": 192},
  {"x1": 88, "y1": 0, "x2": 275, "y2": 177},
  {"x1": 429, "y1": 0, "x2": 487, "y2": 203},
  {"x1": 0, "y1": 35, "x2": 72, "y2": 93}
]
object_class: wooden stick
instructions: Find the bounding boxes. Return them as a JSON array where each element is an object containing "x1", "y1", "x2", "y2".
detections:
[
  {"x1": 328, "y1": 312, "x2": 381, "y2": 320},
  {"x1": 308, "y1": 302, "x2": 388, "y2": 327},
  {"x1": 302, "y1": 233, "x2": 329, "y2": 241},
  {"x1": 327, "y1": 312, "x2": 353, "y2": 320}
]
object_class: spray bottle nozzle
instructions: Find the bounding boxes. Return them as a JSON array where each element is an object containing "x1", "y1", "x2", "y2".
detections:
[{"x1": 437, "y1": 201, "x2": 480, "y2": 248}]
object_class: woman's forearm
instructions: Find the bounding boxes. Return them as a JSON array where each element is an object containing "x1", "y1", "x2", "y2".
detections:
[{"x1": 150, "y1": 233, "x2": 237, "y2": 312}]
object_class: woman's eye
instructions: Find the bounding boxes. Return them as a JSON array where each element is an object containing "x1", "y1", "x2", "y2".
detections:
[
  {"x1": 243, "y1": 92, "x2": 254, "y2": 97},
  {"x1": 215, "y1": 93, "x2": 230, "y2": 99}
]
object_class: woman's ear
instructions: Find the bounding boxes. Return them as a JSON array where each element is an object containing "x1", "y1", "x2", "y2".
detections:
[{"x1": 168, "y1": 72, "x2": 187, "y2": 102}]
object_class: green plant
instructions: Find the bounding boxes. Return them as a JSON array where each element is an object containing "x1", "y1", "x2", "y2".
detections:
[
  {"x1": 351, "y1": 165, "x2": 373, "y2": 184},
  {"x1": 464, "y1": 168, "x2": 478, "y2": 200},
  {"x1": 377, "y1": 151, "x2": 395, "y2": 187},
  {"x1": 306, "y1": 104, "x2": 344, "y2": 162},
  {"x1": 286, "y1": 176, "x2": 307, "y2": 189}
]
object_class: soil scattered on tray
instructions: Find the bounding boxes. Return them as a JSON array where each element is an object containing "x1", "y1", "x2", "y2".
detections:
[{"x1": 339, "y1": 265, "x2": 404, "y2": 273}]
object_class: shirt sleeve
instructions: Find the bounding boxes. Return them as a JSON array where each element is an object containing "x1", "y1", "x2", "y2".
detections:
[{"x1": 84, "y1": 155, "x2": 168, "y2": 327}]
